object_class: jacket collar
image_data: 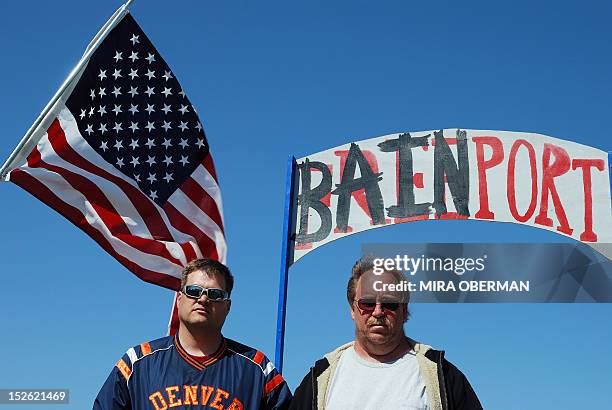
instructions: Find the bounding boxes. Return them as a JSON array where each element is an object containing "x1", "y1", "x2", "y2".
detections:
[{"x1": 323, "y1": 337, "x2": 433, "y2": 366}]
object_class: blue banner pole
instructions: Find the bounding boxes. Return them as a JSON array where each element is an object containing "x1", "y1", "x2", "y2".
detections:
[
  {"x1": 275, "y1": 156, "x2": 298, "y2": 372},
  {"x1": 608, "y1": 152, "x2": 611, "y2": 198}
]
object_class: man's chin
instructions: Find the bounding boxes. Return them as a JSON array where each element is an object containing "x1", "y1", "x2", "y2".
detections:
[{"x1": 187, "y1": 315, "x2": 212, "y2": 325}]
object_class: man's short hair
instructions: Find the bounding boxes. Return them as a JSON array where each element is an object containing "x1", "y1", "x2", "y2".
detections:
[
  {"x1": 180, "y1": 258, "x2": 234, "y2": 296},
  {"x1": 346, "y1": 256, "x2": 409, "y2": 304}
]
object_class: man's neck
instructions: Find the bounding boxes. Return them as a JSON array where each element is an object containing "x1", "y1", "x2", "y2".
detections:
[
  {"x1": 353, "y1": 336, "x2": 412, "y2": 363},
  {"x1": 177, "y1": 324, "x2": 223, "y2": 356}
]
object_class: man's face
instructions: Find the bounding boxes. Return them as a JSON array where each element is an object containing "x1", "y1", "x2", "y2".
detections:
[
  {"x1": 177, "y1": 270, "x2": 231, "y2": 332},
  {"x1": 350, "y1": 270, "x2": 408, "y2": 352}
]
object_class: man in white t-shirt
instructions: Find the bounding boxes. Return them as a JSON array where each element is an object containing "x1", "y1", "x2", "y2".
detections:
[{"x1": 290, "y1": 257, "x2": 482, "y2": 410}]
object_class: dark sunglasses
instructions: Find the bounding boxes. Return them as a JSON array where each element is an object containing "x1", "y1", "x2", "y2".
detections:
[
  {"x1": 182, "y1": 285, "x2": 229, "y2": 301},
  {"x1": 355, "y1": 299, "x2": 401, "y2": 313}
]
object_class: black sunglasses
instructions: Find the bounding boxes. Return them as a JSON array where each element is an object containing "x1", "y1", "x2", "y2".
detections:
[
  {"x1": 182, "y1": 285, "x2": 229, "y2": 301},
  {"x1": 355, "y1": 299, "x2": 401, "y2": 313}
]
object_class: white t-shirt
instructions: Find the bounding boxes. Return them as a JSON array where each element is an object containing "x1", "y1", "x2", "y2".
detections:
[{"x1": 325, "y1": 346, "x2": 430, "y2": 410}]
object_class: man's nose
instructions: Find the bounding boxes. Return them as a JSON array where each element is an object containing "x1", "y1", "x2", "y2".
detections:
[{"x1": 372, "y1": 303, "x2": 385, "y2": 317}]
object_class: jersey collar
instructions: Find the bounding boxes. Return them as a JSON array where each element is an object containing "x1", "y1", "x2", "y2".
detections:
[{"x1": 174, "y1": 334, "x2": 227, "y2": 370}]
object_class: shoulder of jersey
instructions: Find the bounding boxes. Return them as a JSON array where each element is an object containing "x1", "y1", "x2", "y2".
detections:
[
  {"x1": 225, "y1": 339, "x2": 268, "y2": 368},
  {"x1": 115, "y1": 335, "x2": 174, "y2": 382},
  {"x1": 224, "y1": 338, "x2": 285, "y2": 394}
]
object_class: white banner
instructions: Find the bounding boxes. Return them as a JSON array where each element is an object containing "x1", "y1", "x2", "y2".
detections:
[{"x1": 291, "y1": 129, "x2": 611, "y2": 263}]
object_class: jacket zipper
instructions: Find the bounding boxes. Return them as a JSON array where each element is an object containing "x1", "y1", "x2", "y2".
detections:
[
  {"x1": 438, "y1": 352, "x2": 449, "y2": 410},
  {"x1": 311, "y1": 366, "x2": 316, "y2": 410}
]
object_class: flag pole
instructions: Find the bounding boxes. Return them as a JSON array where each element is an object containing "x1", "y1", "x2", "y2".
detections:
[
  {"x1": 274, "y1": 156, "x2": 298, "y2": 372},
  {"x1": 0, "y1": 0, "x2": 135, "y2": 181}
]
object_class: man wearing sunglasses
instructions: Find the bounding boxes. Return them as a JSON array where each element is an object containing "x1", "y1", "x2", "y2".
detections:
[
  {"x1": 94, "y1": 258, "x2": 292, "y2": 410},
  {"x1": 290, "y1": 257, "x2": 481, "y2": 410}
]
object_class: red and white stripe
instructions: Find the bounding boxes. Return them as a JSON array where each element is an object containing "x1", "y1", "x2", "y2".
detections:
[{"x1": 8, "y1": 106, "x2": 226, "y2": 291}]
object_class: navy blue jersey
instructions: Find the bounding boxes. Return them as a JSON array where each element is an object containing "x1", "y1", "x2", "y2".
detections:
[{"x1": 94, "y1": 335, "x2": 291, "y2": 409}]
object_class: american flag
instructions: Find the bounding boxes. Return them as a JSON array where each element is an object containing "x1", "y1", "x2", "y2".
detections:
[{"x1": 4, "y1": 12, "x2": 226, "y2": 330}]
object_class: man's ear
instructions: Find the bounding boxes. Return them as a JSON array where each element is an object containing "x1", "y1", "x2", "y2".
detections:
[
  {"x1": 177, "y1": 291, "x2": 188, "y2": 312},
  {"x1": 226, "y1": 299, "x2": 231, "y2": 313},
  {"x1": 403, "y1": 303, "x2": 409, "y2": 323},
  {"x1": 349, "y1": 302, "x2": 356, "y2": 321}
]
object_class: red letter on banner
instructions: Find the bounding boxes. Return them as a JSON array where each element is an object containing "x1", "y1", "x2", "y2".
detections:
[
  {"x1": 534, "y1": 144, "x2": 573, "y2": 235},
  {"x1": 473, "y1": 137, "x2": 504, "y2": 220},
  {"x1": 572, "y1": 159, "x2": 605, "y2": 242},
  {"x1": 506, "y1": 139, "x2": 538, "y2": 223}
]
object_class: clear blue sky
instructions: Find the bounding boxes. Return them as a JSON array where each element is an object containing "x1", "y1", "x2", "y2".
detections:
[{"x1": 1, "y1": 0, "x2": 610, "y2": 409}]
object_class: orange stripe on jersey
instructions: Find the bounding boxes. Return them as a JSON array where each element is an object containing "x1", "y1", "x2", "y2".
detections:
[
  {"x1": 116, "y1": 359, "x2": 132, "y2": 381},
  {"x1": 140, "y1": 342, "x2": 152, "y2": 356},
  {"x1": 253, "y1": 351, "x2": 265, "y2": 366},
  {"x1": 264, "y1": 374, "x2": 284, "y2": 395}
]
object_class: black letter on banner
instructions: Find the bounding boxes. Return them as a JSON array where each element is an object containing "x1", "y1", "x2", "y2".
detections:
[
  {"x1": 379, "y1": 133, "x2": 431, "y2": 218},
  {"x1": 332, "y1": 143, "x2": 385, "y2": 232},
  {"x1": 296, "y1": 159, "x2": 333, "y2": 244},
  {"x1": 433, "y1": 130, "x2": 470, "y2": 217}
]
